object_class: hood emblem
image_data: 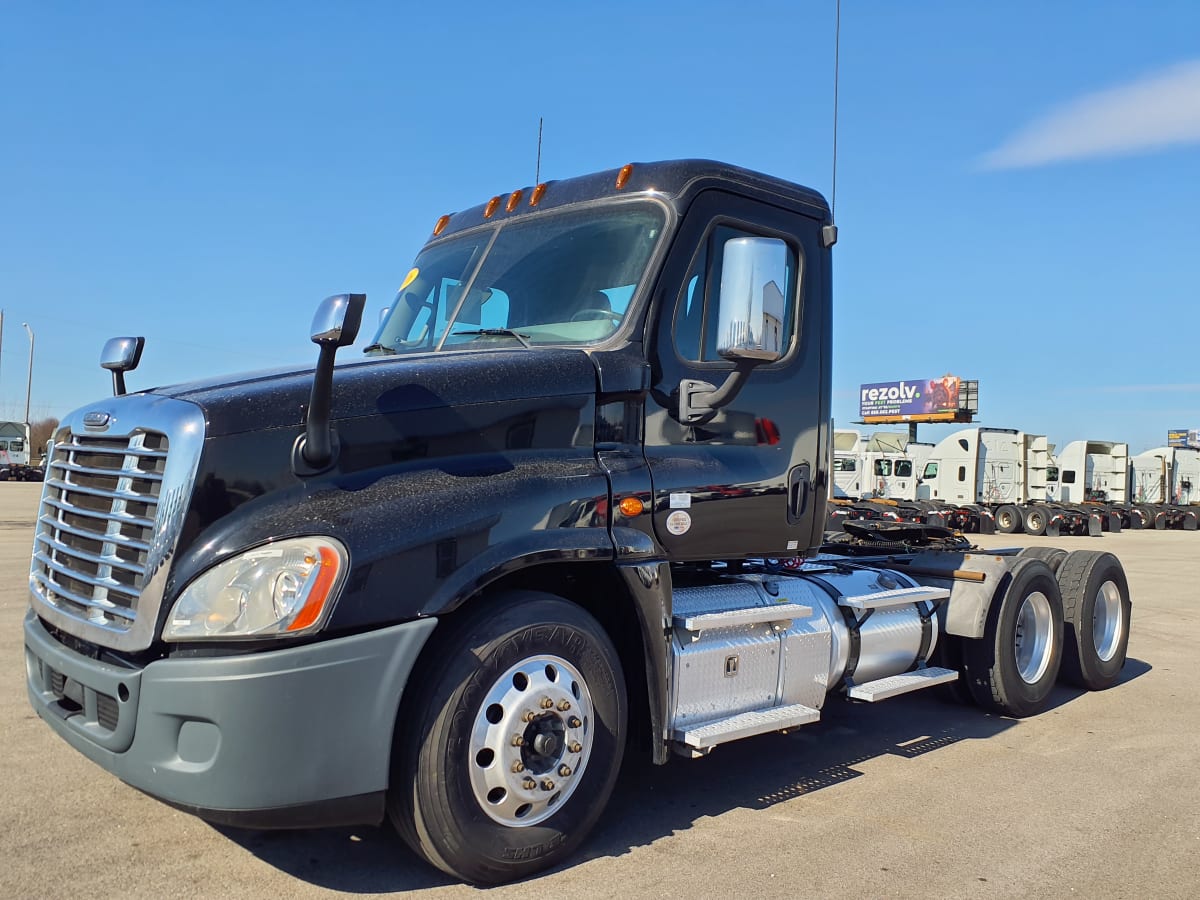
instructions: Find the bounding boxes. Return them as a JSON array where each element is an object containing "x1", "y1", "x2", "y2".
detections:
[{"x1": 83, "y1": 411, "x2": 112, "y2": 428}]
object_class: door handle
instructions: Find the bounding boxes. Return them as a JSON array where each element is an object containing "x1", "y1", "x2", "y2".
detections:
[{"x1": 788, "y1": 464, "x2": 811, "y2": 524}]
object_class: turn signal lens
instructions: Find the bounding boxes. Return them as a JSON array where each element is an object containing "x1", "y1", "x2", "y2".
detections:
[{"x1": 618, "y1": 496, "x2": 644, "y2": 517}]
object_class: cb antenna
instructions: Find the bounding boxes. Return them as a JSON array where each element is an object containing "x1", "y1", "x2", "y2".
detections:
[
  {"x1": 535, "y1": 116, "x2": 544, "y2": 184},
  {"x1": 831, "y1": 0, "x2": 841, "y2": 221}
]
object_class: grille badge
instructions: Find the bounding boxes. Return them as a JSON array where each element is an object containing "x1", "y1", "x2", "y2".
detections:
[{"x1": 83, "y1": 411, "x2": 112, "y2": 428}]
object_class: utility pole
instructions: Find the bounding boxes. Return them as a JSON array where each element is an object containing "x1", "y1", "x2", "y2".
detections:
[{"x1": 22, "y1": 323, "x2": 33, "y2": 425}]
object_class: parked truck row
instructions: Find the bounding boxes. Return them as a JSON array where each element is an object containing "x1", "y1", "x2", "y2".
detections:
[
  {"x1": 23, "y1": 161, "x2": 1134, "y2": 883},
  {"x1": 830, "y1": 426, "x2": 1200, "y2": 536}
]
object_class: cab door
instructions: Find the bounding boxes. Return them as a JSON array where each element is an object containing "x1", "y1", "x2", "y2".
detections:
[{"x1": 643, "y1": 190, "x2": 828, "y2": 560}]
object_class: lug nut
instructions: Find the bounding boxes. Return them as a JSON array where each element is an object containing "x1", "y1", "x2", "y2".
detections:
[
  {"x1": 511, "y1": 761, "x2": 525, "y2": 773},
  {"x1": 541, "y1": 779, "x2": 555, "y2": 791},
  {"x1": 558, "y1": 764, "x2": 572, "y2": 777},
  {"x1": 521, "y1": 710, "x2": 536, "y2": 723},
  {"x1": 540, "y1": 697, "x2": 554, "y2": 710},
  {"x1": 522, "y1": 777, "x2": 537, "y2": 791},
  {"x1": 568, "y1": 717, "x2": 582, "y2": 729},
  {"x1": 568, "y1": 741, "x2": 583, "y2": 753},
  {"x1": 557, "y1": 699, "x2": 571, "y2": 711},
  {"x1": 511, "y1": 735, "x2": 524, "y2": 747}
]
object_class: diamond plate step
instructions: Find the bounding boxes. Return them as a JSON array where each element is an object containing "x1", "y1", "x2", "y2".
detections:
[
  {"x1": 838, "y1": 585, "x2": 950, "y2": 611},
  {"x1": 847, "y1": 666, "x2": 958, "y2": 702},
  {"x1": 673, "y1": 703, "x2": 821, "y2": 749},
  {"x1": 673, "y1": 602, "x2": 812, "y2": 634}
]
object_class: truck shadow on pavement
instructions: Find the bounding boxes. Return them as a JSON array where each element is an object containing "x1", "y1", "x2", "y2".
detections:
[{"x1": 215, "y1": 658, "x2": 1150, "y2": 892}]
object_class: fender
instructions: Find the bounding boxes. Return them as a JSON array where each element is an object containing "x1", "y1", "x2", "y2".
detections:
[{"x1": 905, "y1": 551, "x2": 1012, "y2": 639}]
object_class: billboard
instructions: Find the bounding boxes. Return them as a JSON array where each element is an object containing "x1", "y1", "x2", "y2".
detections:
[
  {"x1": 860, "y1": 375, "x2": 962, "y2": 424},
  {"x1": 1167, "y1": 429, "x2": 1200, "y2": 449}
]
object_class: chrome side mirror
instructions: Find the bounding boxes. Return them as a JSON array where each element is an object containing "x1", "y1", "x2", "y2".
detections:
[
  {"x1": 297, "y1": 293, "x2": 366, "y2": 475},
  {"x1": 310, "y1": 293, "x2": 365, "y2": 347},
  {"x1": 716, "y1": 237, "x2": 789, "y2": 363},
  {"x1": 100, "y1": 336, "x2": 146, "y2": 396}
]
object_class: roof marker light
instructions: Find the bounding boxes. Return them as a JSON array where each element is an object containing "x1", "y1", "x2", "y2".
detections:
[
  {"x1": 484, "y1": 196, "x2": 502, "y2": 218},
  {"x1": 506, "y1": 189, "x2": 523, "y2": 213},
  {"x1": 530, "y1": 183, "x2": 548, "y2": 206},
  {"x1": 615, "y1": 164, "x2": 634, "y2": 189},
  {"x1": 433, "y1": 215, "x2": 451, "y2": 236}
]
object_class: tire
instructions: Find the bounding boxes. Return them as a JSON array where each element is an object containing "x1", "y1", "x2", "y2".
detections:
[
  {"x1": 995, "y1": 504, "x2": 1023, "y2": 534},
  {"x1": 1137, "y1": 505, "x2": 1159, "y2": 529},
  {"x1": 962, "y1": 558, "x2": 1064, "y2": 717},
  {"x1": 1017, "y1": 546, "x2": 1068, "y2": 575},
  {"x1": 1022, "y1": 505, "x2": 1049, "y2": 536},
  {"x1": 1056, "y1": 551, "x2": 1131, "y2": 691},
  {"x1": 389, "y1": 591, "x2": 626, "y2": 885}
]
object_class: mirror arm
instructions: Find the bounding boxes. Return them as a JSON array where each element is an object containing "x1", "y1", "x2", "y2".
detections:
[
  {"x1": 300, "y1": 343, "x2": 338, "y2": 469},
  {"x1": 679, "y1": 361, "x2": 757, "y2": 426}
]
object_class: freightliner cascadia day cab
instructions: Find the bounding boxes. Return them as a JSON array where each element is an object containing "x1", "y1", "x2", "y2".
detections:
[{"x1": 24, "y1": 161, "x2": 1133, "y2": 884}]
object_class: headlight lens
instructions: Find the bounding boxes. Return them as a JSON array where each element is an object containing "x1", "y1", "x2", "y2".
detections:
[{"x1": 164, "y1": 537, "x2": 348, "y2": 641}]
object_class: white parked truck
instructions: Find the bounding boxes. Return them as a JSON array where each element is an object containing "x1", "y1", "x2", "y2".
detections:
[
  {"x1": 1128, "y1": 446, "x2": 1200, "y2": 530},
  {"x1": 0, "y1": 421, "x2": 43, "y2": 481}
]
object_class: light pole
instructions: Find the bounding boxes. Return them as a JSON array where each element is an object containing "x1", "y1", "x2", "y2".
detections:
[{"x1": 22, "y1": 323, "x2": 33, "y2": 425}]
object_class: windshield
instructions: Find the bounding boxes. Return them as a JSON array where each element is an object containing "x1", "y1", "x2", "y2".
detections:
[{"x1": 366, "y1": 202, "x2": 665, "y2": 354}]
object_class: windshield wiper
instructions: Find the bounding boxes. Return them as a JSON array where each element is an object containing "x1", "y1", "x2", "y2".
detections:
[
  {"x1": 363, "y1": 342, "x2": 398, "y2": 355},
  {"x1": 448, "y1": 328, "x2": 534, "y2": 349}
]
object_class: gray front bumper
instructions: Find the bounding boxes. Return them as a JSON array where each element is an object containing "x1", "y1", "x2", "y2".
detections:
[{"x1": 25, "y1": 610, "x2": 437, "y2": 824}]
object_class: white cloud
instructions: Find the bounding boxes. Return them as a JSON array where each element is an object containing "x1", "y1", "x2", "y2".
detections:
[{"x1": 980, "y1": 60, "x2": 1200, "y2": 169}]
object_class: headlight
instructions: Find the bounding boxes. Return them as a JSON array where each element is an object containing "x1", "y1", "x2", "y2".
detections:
[{"x1": 164, "y1": 537, "x2": 348, "y2": 641}]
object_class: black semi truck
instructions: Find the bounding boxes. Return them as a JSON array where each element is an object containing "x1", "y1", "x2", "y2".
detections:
[{"x1": 24, "y1": 160, "x2": 1131, "y2": 884}]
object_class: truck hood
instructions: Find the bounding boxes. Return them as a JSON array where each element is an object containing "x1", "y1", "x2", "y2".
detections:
[{"x1": 150, "y1": 348, "x2": 600, "y2": 438}]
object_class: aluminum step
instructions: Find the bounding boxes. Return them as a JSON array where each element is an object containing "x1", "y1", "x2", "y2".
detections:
[
  {"x1": 847, "y1": 667, "x2": 958, "y2": 702},
  {"x1": 673, "y1": 602, "x2": 812, "y2": 634},
  {"x1": 838, "y1": 585, "x2": 950, "y2": 612},
  {"x1": 673, "y1": 703, "x2": 821, "y2": 749}
]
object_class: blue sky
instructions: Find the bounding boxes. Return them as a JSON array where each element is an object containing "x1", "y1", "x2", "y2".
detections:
[{"x1": 2, "y1": 1, "x2": 1197, "y2": 454}]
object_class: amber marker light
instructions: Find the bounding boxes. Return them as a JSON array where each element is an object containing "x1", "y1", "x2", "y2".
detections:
[
  {"x1": 286, "y1": 545, "x2": 342, "y2": 632},
  {"x1": 615, "y1": 164, "x2": 634, "y2": 189},
  {"x1": 484, "y1": 196, "x2": 502, "y2": 218},
  {"x1": 506, "y1": 190, "x2": 523, "y2": 212},
  {"x1": 618, "y1": 496, "x2": 644, "y2": 517},
  {"x1": 433, "y1": 214, "x2": 451, "y2": 236},
  {"x1": 530, "y1": 183, "x2": 548, "y2": 206}
]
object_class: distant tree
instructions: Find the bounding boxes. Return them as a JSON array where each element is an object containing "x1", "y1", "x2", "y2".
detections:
[{"x1": 30, "y1": 418, "x2": 59, "y2": 459}]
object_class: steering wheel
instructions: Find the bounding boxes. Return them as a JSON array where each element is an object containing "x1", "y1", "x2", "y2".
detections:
[{"x1": 569, "y1": 308, "x2": 623, "y2": 324}]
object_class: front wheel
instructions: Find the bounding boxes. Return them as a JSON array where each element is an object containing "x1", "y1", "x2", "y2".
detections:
[
  {"x1": 389, "y1": 591, "x2": 627, "y2": 885},
  {"x1": 963, "y1": 558, "x2": 1064, "y2": 717}
]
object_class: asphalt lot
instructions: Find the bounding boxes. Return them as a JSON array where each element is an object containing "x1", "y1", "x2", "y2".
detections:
[{"x1": 3, "y1": 481, "x2": 1198, "y2": 899}]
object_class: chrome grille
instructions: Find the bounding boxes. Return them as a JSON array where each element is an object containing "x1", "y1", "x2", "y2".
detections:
[
  {"x1": 29, "y1": 395, "x2": 206, "y2": 652},
  {"x1": 33, "y1": 432, "x2": 168, "y2": 631}
]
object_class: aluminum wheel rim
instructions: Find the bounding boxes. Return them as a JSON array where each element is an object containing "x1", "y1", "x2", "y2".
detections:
[
  {"x1": 468, "y1": 654, "x2": 593, "y2": 828},
  {"x1": 1093, "y1": 581, "x2": 1124, "y2": 662},
  {"x1": 1014, "y1": 591, "x2": 1054, "y2": 683}
]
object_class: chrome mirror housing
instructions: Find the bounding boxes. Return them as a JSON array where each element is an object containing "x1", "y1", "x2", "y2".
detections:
[
  {"x1": 716, "y1": 237, "x2": 788, "y2": 363},
  {"x1": 310, "y1": 294, "x2": 365, "y2": 348}
]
